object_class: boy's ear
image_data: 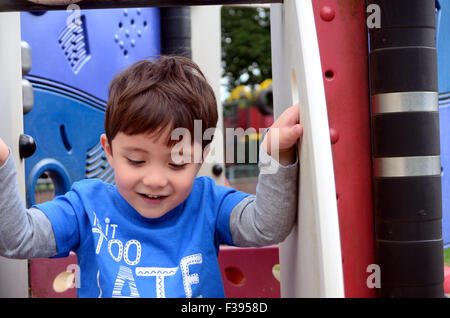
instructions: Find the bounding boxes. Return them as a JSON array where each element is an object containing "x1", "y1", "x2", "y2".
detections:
[{"x1": 100, "y1": 134, "x2": 114, "y2": 168}]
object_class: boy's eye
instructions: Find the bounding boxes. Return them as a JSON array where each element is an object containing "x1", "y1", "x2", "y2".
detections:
[
  {"x1": 127, "y1": 158, "x2": 145, "y2": 165},
  {"x1": 169, "y1": 163, "x2": 187, "y2": 169}
]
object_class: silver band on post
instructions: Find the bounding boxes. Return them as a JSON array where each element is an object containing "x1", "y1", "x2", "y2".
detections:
[
  {"x1": 372, "y1": 91, "x2": 438, "y2": 115},
  {"x1": 373, "y1": 155, "x2": 441, "y2": 177}
]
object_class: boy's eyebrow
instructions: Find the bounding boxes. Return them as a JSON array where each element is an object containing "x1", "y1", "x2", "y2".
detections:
[
  {"x1": 122, "y1": 146, "x2": 174, "y2": 155},
  {"x1": 122, "y1": 147, "x2": 148, "y2": 153}
]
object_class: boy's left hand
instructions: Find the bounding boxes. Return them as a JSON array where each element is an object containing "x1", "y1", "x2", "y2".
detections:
[{"x1": 261, "y1": 104, "x2": 303, "y2": 166}]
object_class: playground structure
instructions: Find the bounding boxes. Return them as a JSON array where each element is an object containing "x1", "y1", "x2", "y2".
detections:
[
  {"x1": 222, "y1": 82, "x2": 273, "y2": 189},
  {"x1": 0, "y1": 0, "x2": 447, "y2": 298}
]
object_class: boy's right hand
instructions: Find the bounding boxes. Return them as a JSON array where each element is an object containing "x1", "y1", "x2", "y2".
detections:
[{"x1": 0, "y1": 138, "x2": 9, "y2": 166}]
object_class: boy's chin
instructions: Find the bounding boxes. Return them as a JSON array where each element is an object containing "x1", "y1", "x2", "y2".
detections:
[{"x1": 136, "y1": 208, "x2": 170, "y2": 219}]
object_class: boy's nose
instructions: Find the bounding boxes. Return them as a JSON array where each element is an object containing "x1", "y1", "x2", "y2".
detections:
[{"x1": 142, "y1": 170, "x2": 168, "y2": 188}]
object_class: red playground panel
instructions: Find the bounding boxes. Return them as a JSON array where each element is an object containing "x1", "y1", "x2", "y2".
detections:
[
  {"x1": 312, "y1": 0, "x2": 375, "y2": 297},
  {"x1": 29, "y1": 246, "x2": 280, "y2": 298},
  {"x1": 29, "y1": 253, "x2": 78, "y2": 298},
  {"x1": 218, "y1": 246, "x2": 280, "y2": 298},
  {"x1": 445, "y1": 266, "x2": 450, "y2": 296}
]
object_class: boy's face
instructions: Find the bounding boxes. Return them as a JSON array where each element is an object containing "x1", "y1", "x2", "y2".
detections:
[{"x1": 101, "y1": 128, "x2": 204, "y2": 219}]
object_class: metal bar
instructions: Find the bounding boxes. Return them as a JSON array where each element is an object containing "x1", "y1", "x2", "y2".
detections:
[
  {"x1": 0, "y1": 0, "x2": 281, "y2": 12},
  {"x1": 373, "y1": 156, "x2": 441, "y2": 178},
  {"x1": 223, "y1": 3, "x2": 271, "y2": 8},
  {"x1": 372, "y1": 92, "x2": 439, "y2": 115}
]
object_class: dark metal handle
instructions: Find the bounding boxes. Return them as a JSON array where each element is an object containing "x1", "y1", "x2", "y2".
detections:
[
  {"x1": 19, "y1": 134, "x2": 36, "y2": 159},
  {"x1": 212, "y1": 164, "x2": 223, "y2": 176}
]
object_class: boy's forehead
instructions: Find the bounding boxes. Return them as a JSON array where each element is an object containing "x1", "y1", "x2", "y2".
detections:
[
  {"x1": 117, "y1": 133, "x2": 171, "y2": 150},
  {"x1": 114, "y1": 131, "x2": 198, "y2": 153},
  {"x1": 115, "y1": 125, "x2": 171, "y2": 143}
]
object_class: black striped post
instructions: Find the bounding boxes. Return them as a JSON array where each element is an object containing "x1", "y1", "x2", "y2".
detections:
[
  {"x1": 160, "y1": 7, "x2": 192, "y2": 58},
  {"x1": 368, "y1": 0, "x2": 444, "y2": 297}
]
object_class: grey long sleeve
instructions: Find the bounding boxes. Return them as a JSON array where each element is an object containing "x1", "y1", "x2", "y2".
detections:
[
  {"x1": 0, "y1": 138, "x2": 298, "y2": 258},
  {"x1": 0, "y1": 151, "x2": 57, "y2": 259},
  {"x1": 229, "y1": 139, "x2": 299, "y2": 247}
]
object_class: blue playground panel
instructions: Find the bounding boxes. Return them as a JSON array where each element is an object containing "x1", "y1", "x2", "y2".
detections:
[
  {"x1": 437, "y1": 0, "x2": 450, "y2": 247},
  {"x1": 440, "y1": 95, "x2": 450, "y2": 248},
  {"x1": 21, "y1": 8, "x2": 160, "y2": 101},
  {"x1": 21, "y1": 8, "x2": 161, "y2": 207},
  {"x1": 23, "y1": 81, "x2": 109, "y2": 207}
]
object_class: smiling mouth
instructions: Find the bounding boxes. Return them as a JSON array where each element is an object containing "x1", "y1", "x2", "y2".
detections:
[
  {"x1": 144, "y1": 194, "x2": 166, "y2": 199},
  {"x1": 138, "y1": 192, "x2": 169, "y2": 201}
]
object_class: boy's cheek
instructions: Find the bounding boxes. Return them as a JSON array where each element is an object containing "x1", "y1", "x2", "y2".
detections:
[{"x1": 113, "y1": 166, "x2": 136, "y2": 187}]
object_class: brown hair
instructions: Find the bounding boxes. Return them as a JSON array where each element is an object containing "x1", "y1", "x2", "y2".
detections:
[{"x1": 104, "y1": 55, "x2": 218, "y2": 150}]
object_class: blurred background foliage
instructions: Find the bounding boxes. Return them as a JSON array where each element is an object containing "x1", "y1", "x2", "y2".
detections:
[{"x1": 221, "y1": 6, "x2": 272, "y2": 95}]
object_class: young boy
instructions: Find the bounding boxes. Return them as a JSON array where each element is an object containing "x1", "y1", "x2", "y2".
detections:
[{"x1": 0, "y1": 55, "x2": 302, "y2": 298}]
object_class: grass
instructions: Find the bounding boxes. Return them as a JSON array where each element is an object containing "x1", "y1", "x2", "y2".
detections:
[{"x1": 445, "y1": 248, "x2": 450, "y2": 267}]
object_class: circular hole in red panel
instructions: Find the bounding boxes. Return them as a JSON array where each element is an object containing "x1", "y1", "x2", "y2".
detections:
[
  {"x1": 224, "y1": 266, "x2": 246, "y2": 286},
  {"x1": 325, "y1": 70, "x2": 335, "y2": 80}
]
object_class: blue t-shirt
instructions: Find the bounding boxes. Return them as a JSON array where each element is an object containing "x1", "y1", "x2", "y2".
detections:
[{"x1": 36, "y1": 176, "x2": 250, "y2": 298}]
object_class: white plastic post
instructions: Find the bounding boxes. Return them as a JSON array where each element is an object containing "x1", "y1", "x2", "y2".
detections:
[
  {"x1": 0, "y1": 12, "x2": 29, "y2": 297},
  {"x1": 270, "y1": 1, "x2": 345, "y2": 297},
  {"x1": 191, "y1": 5, "x2": 226, "y2": 186}
]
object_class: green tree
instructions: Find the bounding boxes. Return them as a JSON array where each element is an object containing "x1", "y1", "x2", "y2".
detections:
[{"x1": 221, "y1": 7, "x2": 272, "y2": 94}]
